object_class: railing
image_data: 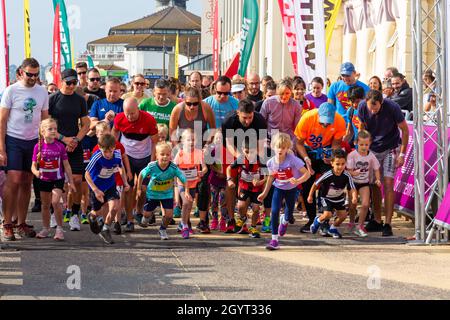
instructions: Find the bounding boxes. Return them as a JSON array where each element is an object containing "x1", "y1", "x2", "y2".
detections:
[{"x1": 78, "y1": 53, "x2": 125, "y2": 61}]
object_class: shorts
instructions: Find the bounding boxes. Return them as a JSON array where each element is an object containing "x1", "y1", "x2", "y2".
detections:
[
  {"x1": 372, "y1": 148, "x2": 399, "y2": 179},
  {"x1": 144, "y1": 198, "x2": 174, "y2": 212},
  {"x1": 5, "y1": 135, "x2": 38, "y2": 172},
  {"x1": 178, "y1": 185, "x2": 198, "y2": 199},
  {"x1": 237, "y1": 189, "x2": 262, "y2": 205},
  {"x1": 355, "y1": 183, "x2": 370, "y2": 191},
  {"x1": 39, "y1": 179, "x2": 65, "y2": 193},
  {"x1": 129, "y1": 155, "x2": 151, "y2": 187},
  {"x1": 321, "y1": 197, "x2": 346, "y2": 212},
  {"x1": 90, "y1": 186, "x2": 120, "y2": 212},
  {"x1": 67, "y1": 145, "x2": 85, "y2": 175}
]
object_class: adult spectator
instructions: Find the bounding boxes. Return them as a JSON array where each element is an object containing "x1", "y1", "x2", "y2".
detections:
[
  {"x1": 89, "y1": 78, "x2": 124, "y2": 129},
  {"x1": 202, "y1": 75, "x2": 213, "y2": 89},
  {"x1": 358, "y1": 90, "x2": 409, "y2": 237},
  {"x1": 382, "y1": 67, "x2": 399, "y2": 98},
  {"x1": 0, "y1": 58, "x2": 49, "y2": 241},
  {"x1": 144, "y1": 78, "x2": 153, "y2": 97},
  {"x1": 112, "y1": 98, "x2": 159, "y2": 230},
  {"x1": 47, "y1": 83, "x2": 58, "y2": 95},
  {"x1": 328, "y1": 62, "x2": 369, "y2": 123},
  {"x1": 122, "y1": 74, "x2": 149, "y2": 104},
  {"x1": 255, "y1": 80, "x2": 277, "y2": 113},
  {"x1": 293, "y1": 77, "x2": 315, "y2": 115},
  {"x1": 306, "y1": 77, "x2": 328, "y2": 108},
  {"x1": 188, "y1": 71, "x2": 210, "y2": 99},
  {"x1": 247, "y1": 73, "x2": 263, "y2": 103},
  {"x1": 139, "y1": 78, "x2": 176, "y2": 127},
  {"x1": 390, "y1": 73, "x2": 413, "y2": 113},
  {"x1": 261, "y1": 75, "x2": 274, "y2": 93},
  {"x1": 369, "y1": 76, "x2": 383, "y2": 91},
  {"x1": 76, "y1": 61, "x2": 88, "y2": 88},
  {"x1": 204, "y1": 76, "x2": 239, "y2": 127},
  {"x1": 49, "y1": 69, "x2": 90, "y2": 231},
  {"x1": 231, "y1": 82, "x2": 247, "y2": 102},
  {"x1": 423, "y1": 70, "x2": 436, "y2": 114},
  {"x1": 84, "y1": 68, "x2": 106, "y2": 99},
  {"x1": 294, "y1": 102, "x2": 346, "y2": 232},
  {"x1": 260, "y1": 79, "x2": 302, "y2": 142}
]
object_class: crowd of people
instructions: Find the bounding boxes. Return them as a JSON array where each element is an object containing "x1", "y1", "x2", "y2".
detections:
[{"x1": 0, "y1": 58, "x2": 414, "y2": 250}]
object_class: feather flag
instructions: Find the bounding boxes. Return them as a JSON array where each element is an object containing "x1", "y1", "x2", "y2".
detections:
[{"x1": 24, "y1": 0, "x2": 31, "y2": 58}]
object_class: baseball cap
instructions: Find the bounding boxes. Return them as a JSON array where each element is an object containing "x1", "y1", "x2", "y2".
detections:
[
  {"x1": 61, "y1": 69, "x2": 78, "y2": 82},
  {"x1": 231, "y1": 83, "x2": 246, "y2": 93},
  {"x1": 340, "y1": 62, "x2": 356, "y2": 76},
  {"x1": 318, "y1": 102, "x2": 337, "y2": 124}
]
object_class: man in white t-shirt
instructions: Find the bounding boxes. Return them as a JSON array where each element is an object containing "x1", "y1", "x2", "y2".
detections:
[{"x1": 0, "y1": 58, "x2": 49, "y2": 241}]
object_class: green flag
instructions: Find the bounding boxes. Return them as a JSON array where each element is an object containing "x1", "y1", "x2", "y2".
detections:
[
  {"x1": 238, "y1": 0, "x2": 259, "y2": 77},
  {"x1": 87, "y1": 55, "x2": 94, "y2": 68},
  {"x1": 52, "y1": 0, "x2": 72, "y2": 69}
]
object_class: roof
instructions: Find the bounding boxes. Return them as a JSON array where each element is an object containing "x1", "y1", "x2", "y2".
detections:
[{"x1": 96, "y1": 64, "x2": 127, "y2": 71}]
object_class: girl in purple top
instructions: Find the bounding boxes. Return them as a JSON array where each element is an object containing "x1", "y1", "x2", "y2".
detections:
[
  {"x1": 305, "y1": 77, "x2": 328, "y2": 111},
  {"x1": 258, "y1": 133, "x2": 310, "y2": 250},
  {"x1": 32, "y1": 119, "x2": 75, "y2": 241}
]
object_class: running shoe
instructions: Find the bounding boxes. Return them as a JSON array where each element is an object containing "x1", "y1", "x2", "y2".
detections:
[
  {"x1": 50, "y1": 214, "x2": 58, "y2": 229},
  {"x1": 125, "y1": 222, "x2": 135, "y2": 233},
  {"x1": 174, "y1": 206, "x2": 182, "y2": 218},
  {"x1": 63, "y1": 210, "x2": 71, "y2": 223},
  {"x1": 31, "y1": 199, "x2": 41, "y2": 213},
  {"x1": 198, "y1": 220, "x2": 211, "y2": 234},
  {"x1": 354, "y1": 226, "x2": 368, "y2": 238},
  {"x1": 159, "y1": 228, "x2": 169, "y2": 240},
  {"x1": 194, "y1": 207, "x2": 200, "y2": 218},
  {"x1": 99, "y1": 228, "x2": 114, "y2": 244},
  {"x1": 278, "y1": 222, "x2": 288, "y2": 237},
  {"x1": 177, "y1": 222, "x2": 183, "y2": 233},
  {"x1": 382, "y1": 224, "x2": 393, "y2": 237},
  {"x1": 300, "y1": 220, "x2": 313, "y2": 233},
  {"x1": 327, "y1": 227, "x2": 342, "y2": 239},
  {"x1": 346, "y1": 222, "x2": 356, "y2": 235},
  {"x1": 181, "y1": 228, "x2": 189, "y2": 239},
  {"x1": 69, "y1": 215, "x2": 81, "y2": 231},
  {"x1": 134, "y1": 212, "x2": 143, "y2": 224},
  {"x1": 169, "y1": 218, "x2": 176, "y2": 226},
  {"x1": 365, "y1": 220, "x2": 384, "y2": 232},
  {"x1": 310, "y1": 216, "x2": 322, "y2": 234},
  {"x1": 225, "y1": 220, "x2": 236, "y2": 234},
  {"x1": 1, "y1": 224, "x2": 15, "y2": 241},
  {"x1": 140, "y1": 216, "x2": 150, "y2": 228},
  {"x1": 248, "y1": 226, "x2": 261, "y2": 239},
  {"x1": 80, "y1": 214, "x2": 89, "y2": 225},
  {"x1": 219, "y1": 218, "x2": 227, "y2": 232},
  {"x1": 210, "y1": 218, "x2": 219, "y2": 231},
  {"x1": 36, "y1": 228, "x2": 50, "y2": 239},
  {"x1": 319, "y1": 221, "x2": 331, "y2": 237},
  {"x1": 88, "y1": 213, "x2": 101, "y2": 234},
  {"x1": 54, "y1": 228, "x2": 64, "y2": 241},
  {"x1": 266, "y1": 239, "x2": 280, "y2": 251},
  {"x1": 237, "y1": 224, "x2": 249, "y2": 235},
  {"x1": 113, "y1": 221, "x2": 122, "y2": 235},
  {"x1": 17, "y1": 223, "x2": 36, "y2": 238},
  {"x1": 234, "y1": 217, "x2": 245, "y2": 233}
]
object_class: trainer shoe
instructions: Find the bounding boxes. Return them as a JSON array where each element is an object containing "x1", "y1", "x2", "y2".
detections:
[
  {"x1": 17, "y1": 223, "x2": 36, "y2": 238},
  {"x1": 194, "y1": 207, "x2": 200, "y2": 218},
  {"x1": 327, "y1": 227, "x2": 342, "y2": 239},
  {"x1": 181, "y1": 227, "x2": 189, "y2": 239},
  {"x1": 174, "y1": 206, "x2": 182, "y2": 218},
  {"x1": 1, "y1": 224, "x2": 15, "y2": 241},
  {"x1": 159, "y1": 228, "x2": 169, "y2": 240},
  {"x1": 319, "y1": 222, "x2": 331, "y2": 237},
  {"x1": 169, "y1": 218, "x2": 176, "y2": 226},
  {"x1": 249, "y1": 226, "x2": 261, "y2": 239},
  {"x1": 54, "y1": 227, "x2": 64, "y2": 241},
  {"x1": 266, "y1": 239, "x2": 280, "y2": 251},
  {"x1": 134, "y1": 212, "x2": 143, "y2": 224},
  {"x1": 63, "y1": 210, "x2": 71, "y2": 223},
  {"x1": 80, "y1": 214, "x2": 89, "y2": 225},
  {"x1": 198, "y1": 221, "x2": 211, "y2": 234},
  {"x1": 140, "y1": 216, "x2": 150, "y2": 228},
  {"x1": 210, "y1": 218, "x2": 219, "y2": 231},
  {"x1": 125, "y1": 222, "x2": 135, "y2": 233},
  {"x1": 31, "y1": 199, "x2": 41, "y2": 213},
  {"x1": 225, "y1": 220, "x2": 236, "y2": 234},
  {"x1": 69, "y1": 215, "x2": 81, "y2": 231},
  {"x1": 120, "y1": 212, "x2": 127, "y2": 226},
  {"x1": 234, "y1": 217, "x2": 245, "y2": 233},
  {"x1": 113, "y1": 221, "x2": 122, "y2": 235},
  {"x1": 310, "y1": 216, "x2": 322, "y2": 234},
  {"x1": 382, "y1": 224, "x2": 393, "y2": 237},
  {"x1": 354, "y1": 226, "x2": 368, "y2": 238},
  {"x1": 50, "y1": 214, "x2": 58, "y2": 229},
  {"x1": 36, "y1": 228, "x2": 51, "y2": 239},
  {"x1": 300, "y1": 220, "x2": 313, "y2": 233},
  {"x1": 99, "y1": 228, "x2": 114, "y2": 244},
  {"x1": 346, "y1": 222, "x2": 356, "y2": 235},
  {"x1": 237, "y1": 224, "x2": 250, "y2": 235},
  {"x1": 365, "y1": 220, "x2": 384, "y2": 232},
  {"x1": 219, "y1": 218, "x2": 227, "y2": 232},
  {"x1": 88, "y1": 213, "x2": 101, "y2": 234}
]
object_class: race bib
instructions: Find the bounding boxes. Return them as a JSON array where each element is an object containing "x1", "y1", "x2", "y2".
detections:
[
  {"x1": 99, "y1": 167, "x2": 119, "y2": 179},
  {"x1": 241, "y1": 171, "x2": 257, "y2": 183},
  {"x1": 182, "y1": 167, "x2": 199, "y2": 181},
  {"x1": 39, "y1": 159, "x2": 59, "y2": 170},
  {"x1": 83, "y1": 149, "x2": 92, "y2": 164},
  {"x1": 274, "y1": 168, "x2": 293, "y2": 183},
  {"x1": 327, "y1": 186, "x2": 344, "y2": 198}
]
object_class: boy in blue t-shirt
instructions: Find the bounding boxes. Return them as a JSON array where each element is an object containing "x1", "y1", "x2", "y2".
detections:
[
  {"x1": 136, "y1": 142, "x2": 192, "y2": 240},
  {"x1": 85, "y1": 134, "x2": 130, "y2": 244}
]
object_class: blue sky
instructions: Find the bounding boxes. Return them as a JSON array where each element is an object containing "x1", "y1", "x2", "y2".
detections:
[{"x1": 6, "y1": 0, "x2": 203, "y2": 66}]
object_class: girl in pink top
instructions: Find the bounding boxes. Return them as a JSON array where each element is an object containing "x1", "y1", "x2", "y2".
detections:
[{"x1": 32, "y1": 119, "x2": 75, "y2": 241}]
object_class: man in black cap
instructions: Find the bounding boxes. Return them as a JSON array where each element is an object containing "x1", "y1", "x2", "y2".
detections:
[{"x1": 49, "y1": 69, "x2": 91, "y2": 231}]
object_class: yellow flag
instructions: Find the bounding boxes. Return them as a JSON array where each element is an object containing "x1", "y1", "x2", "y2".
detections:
[
  {"x1": 324, "y1": 0, "x2": 342, "y2": 55},
  {"x1": 174, "y1": 32, "x2": 179, "y2": 79},
  {"x1": 24, "y1": 0, "x2": 31, "y2": 58}
]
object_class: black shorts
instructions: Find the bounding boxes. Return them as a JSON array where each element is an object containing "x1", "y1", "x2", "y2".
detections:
[
  {"x1": 237, "y1": 189, "x2": 262, "y2": 205},
  {"x1": 144, "y1": 198, "x2": 174, "y2": 212},
  {"x1": 90, "y1": 186, "x2": 120, "y2": 212},
  {"x1": 39, "y1": 179, "x2": 65, "y2": 193},
  {"x1": 355, "y1": 183, "x2": 370, "y2": 191},
  {"x1": 67, "y1": 145, "x2": 85, "y2": 175},
  {"x1": 5, "y1": 135, "x2": 37, "y2": 172},
  {"x1": 129, "y1": 155, "x2": 151, "y2": 187},
  {"x1": 321, "y1": 198, "x2": 346, "y2": 212}
]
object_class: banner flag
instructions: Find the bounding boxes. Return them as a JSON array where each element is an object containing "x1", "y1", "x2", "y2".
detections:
[
  {"x1": 278, "y1": 0, "x2": 299, "y2": 75},
  {"x1": 174, "y1": 32, "x2": 179, "y2": 79},
  {"x1": 87, "y1": 55, "x2": 94, "y2": 68},
  {"x1": 0, "y1": 0, "x2": 8, "y2": 92},
  {"x1": 238, "y1": 0, "x2": 259, "y2": 77},
  {"x1": 324, "y1": 0, "x2": 342, "y2": 55},
  {"x1": 52, "y1": 0, "x2": 72, "y2": 69},
  {"x1": 212, "y1": 0, "x2": 219, "y2": 79},
  {"x1": 24, "y1": 0, "x2": 31, "y2": 58},
  {"x1": 52, "y1": 4, "x2": 61, "y2": 87}
]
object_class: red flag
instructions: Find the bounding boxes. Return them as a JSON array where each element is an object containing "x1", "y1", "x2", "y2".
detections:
[
  {"x1": 212, "y1": 0, "x2": 219, "y2": 80},
  {"x1": 278, "y1": 0, "x2": 298, "y2": 75},
  {"x1": 52, "y1": 4, "x2": 61, "y2": 87},
  {"x1": 224, "y1": 52, "x2": 240, "y2": 79}
]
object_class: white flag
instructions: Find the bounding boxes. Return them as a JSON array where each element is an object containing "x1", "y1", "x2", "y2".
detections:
[{"x1": 0, "y1": 0, "x2": 8, "y2": 94}]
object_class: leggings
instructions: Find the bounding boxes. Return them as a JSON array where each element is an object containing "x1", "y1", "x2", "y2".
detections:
[
  {"x1": 210, "y1": 185, "x2": 227, "y2": 220},
  {"x1": 271, "y1": 187, "x2": 297, "y2": 235}
]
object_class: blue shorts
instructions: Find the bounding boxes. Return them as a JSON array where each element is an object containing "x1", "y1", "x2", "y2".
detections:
[
  {"x1": 5, "y1": 135, "x2": 38, "y2": 172},
  {"x1": 144, "y1": 198, "x2": 174, "y2": 212}
]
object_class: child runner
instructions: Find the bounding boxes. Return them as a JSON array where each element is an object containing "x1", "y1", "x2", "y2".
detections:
[
  {"x1": 157, "y1": 123, "x2": 169, "y2": 142},
  {"x1": 173, "y1": 129, "x2": 208, "y2": 239},
  {"x1": 92, "y1": 121, "x2": 132, "y2": 234},
  {"x1": 136, "y1": 142, "x2": 192, "y2": 240},
  {"x1": 258, "y1": 133, "x2": 311, "y2": 250},
  {"x1": 347, "y1": 130, "x2": 382, "y2": 237},
  {"x1": 32, "y1": 119, "x2": 76, "y2": 241},
  {"x1": 227, "y1": 139, "x2": 267, "y2": 238},
  {"x1": 309, "y1": 149, "x2": 358, "y2": 239},
  {"x1": 85, "y1": 134, "x2": 130, "y2": 244},
  {"x1": 80, "y1": 132, "x2": 97, "y2": 225}
]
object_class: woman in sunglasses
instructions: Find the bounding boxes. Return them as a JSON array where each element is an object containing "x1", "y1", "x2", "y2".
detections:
[{"x1": 121, "y1": 74, "x2": 149, "y2": 105}]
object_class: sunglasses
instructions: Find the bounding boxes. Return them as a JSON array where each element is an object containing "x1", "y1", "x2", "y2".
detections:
[
  {"x1": 89, "y1": 77, "x2": 101, "y2": 82},
  {"x1": 77, "y1": 71, "x2": 87, "y2": 75},
  {"x1": 341, "y1": 74, "x2": 352, "y2": 78},
  {"x1": 216, "y1": 91, "x2": 230, "y2": 96},
  {"x1": 24, "y1": 71, "x2": 39, "y2": 78},
  {"x1": 134, "y1": 82, "x2": 146, "y2": 86},
  {"x1": 65, "y1": 80, "x2": 78, "y2": 86},
  {"x1": 233, "y1": 91, "x2": 244, "y2": 95},
  {"x1": 186, "y1": 102, "x2": 199, "y2": 107}
]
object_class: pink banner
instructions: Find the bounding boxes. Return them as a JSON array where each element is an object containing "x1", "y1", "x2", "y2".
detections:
[
  {"x1": 278, "y1": 0, "x2": 298, "y2": 75},
  {"x1": 213, "y1": 0, "x2": 219, "y2": 80},
  {"x1": 434, "y1": 183, "x2": 450, "y2": 229}
]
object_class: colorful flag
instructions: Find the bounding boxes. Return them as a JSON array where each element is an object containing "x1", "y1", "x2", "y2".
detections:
[
  {"x1": 87, "y1": 55, "x2": 94, "y2": 68},
  {"x1": 174, "y1": 32, "x2": 179, "y2": 79},
  {"x1": 212, "y1": 0, "x2": 219, "y2": 79},
  {"x1": 24, "y1": 0, "x2": 31, "y2": 58},
  {"x1": 52, "y1": 0, "x2": 72, "y2": 69},
  {"x1": 52, "y1": 4, "x2": 61, "y2": 87},
  {"x1": 324, "y1": 0, "x2": 342, "y2": 55},
  {"x1": 278, "y1": 0, "x2": 299, "y2": 75},
  {"x1": 0, "y1": 0, "x2": 8, "y2": 92},
  {"x1": 238, "y1": 0, "x2": 259, "y2": 77}
]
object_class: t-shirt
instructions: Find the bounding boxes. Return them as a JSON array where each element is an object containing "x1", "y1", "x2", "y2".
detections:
[
  {"x1": 358, "y1": 98, "x2": 405, "y2": 153},
  {"x1": 347, "y1": 151, "x2": 381, "y2": 184},
  {"x1": 315, "y1": 170, "x2": 356, "y2": 202},
  {"x1": 247, "y1": 91, "x2": 263, "y2": 103},
  {"x1": 139, "y1": 97, "x2": 176, "y2": 127},
  {"x1": 90, "y1": 98, "x2": 124, "y2": 121},
  {"x1": 121, "y1": 92, "x2": 149, "y2": 105},
  {"x1": 81, "y1": 135, "x2": 98, "y2": 165},
  {"x1": 84, "y1": 87, "x2": 106, "y2": 100},
  {"x1": 114, "y1": 111, "x2": 158, "y2": 159},
  {"x1": 328, "y1": 80, "x2": 370, "y2": 123},
  {"x1": 206, "y1": 145, "x2": 230, "y2": 188},
  {"x1": 294, "y1": 109, "x2": 346, "y2": 159},
  {"x1": 32, "y1": 140, "x2": 68, "y2": 182},
  {"x1": 346, "y1": 107, "x2": 362, "y2": 144},
  {"x1": 173, "y1": 148, "x2": 204, "y2": 189},
  {"x1": 86, "y1": 150, "x2": 123, "y2": 192},
  {"x1": 230, "y1": 155, "x2": 267, "y2": 192},
  {"x1": 204, "y1": 95, "x2": 239, "y2": 127},
  {"x1": 49, "y1": 91, "x2": 88, "y2": 137},
  {"x1": 305, "y1": 93, "x2": 328, "y2": 110},
  {"x1": 93, "y1": 141, "x2": 126, "y2": 187},
  {"x1": 267, "y1": 153, "x2": 305, "y2": 190},
  {"x1": 140, "y1": 161, "x2": 186, "y2": 200},
  {"x1": 0, "y1": 82, "x2": 49, "y2": 140}
]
